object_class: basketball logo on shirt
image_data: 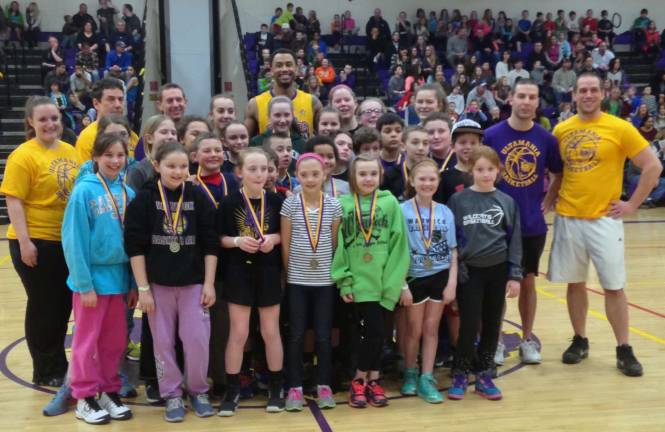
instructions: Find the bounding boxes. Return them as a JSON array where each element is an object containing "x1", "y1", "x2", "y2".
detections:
[
  {"x1": 562, "y1": 129, "x2": 600, "y2": 173},
  {"x1": 501, "y1": 140, "x2": 540, "y2": 187},
  {"x1": 48, "y1": 157, "x2": 78, "y2": 201}
]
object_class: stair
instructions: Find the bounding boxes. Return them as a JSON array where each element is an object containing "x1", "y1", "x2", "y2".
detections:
[
  {"x1": 614, "y1": 44, "x2": 655, "y2": 90},
  {"x1": 0, "y1": 45, "x2": 47, "y2": 225}
]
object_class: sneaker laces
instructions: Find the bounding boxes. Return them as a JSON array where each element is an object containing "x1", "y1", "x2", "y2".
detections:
[
  {"x1": 318, "y1": 386, "x2": 333, "y2": 399},
  {"x1": 351, "y1": 379, "x2": 365, "y2": 396},
  {"x1": 368, "y1": 381, "x2": 386, "y2": 397},
  {"x1": 194, "y1": 393, "x2": 210, "y2": 405},
  {"x1": 105, "y1": 392, "x2": 124, "y2": 407},
  {"x1": 166, "y1": 398, "x2": 184, "y2": 411},
  {"x1": 84, "y1": 396, "x2": 103, "y2": 411},
  {"x1": 288, "y1": 388, "x2": 303, "y2": 400}
]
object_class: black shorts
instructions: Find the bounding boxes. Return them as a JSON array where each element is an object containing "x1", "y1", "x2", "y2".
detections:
[
  {"x1": 222, "y1": 265, "x2": 283, "y2": 307},
  {"x1": 522, "y1": 234, "x2": 547, "y2": 276},
  {"x1": 407, "y1": 269, "x2": 450, "y2": 304}
]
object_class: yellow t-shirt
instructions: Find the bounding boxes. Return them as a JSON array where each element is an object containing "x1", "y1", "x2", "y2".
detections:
[
  {"x1": 0, "y1": 139, "x2": 80, "y2": 241},
  {"x1": 256, "y1": 89, "x2": 314, "y2": 138},
  {"x1": 554, "y1": 112, "x2": 648, "y2": 218},
  {"x1": 75, "y1": 120, "x2": 140, "y2": 162}
]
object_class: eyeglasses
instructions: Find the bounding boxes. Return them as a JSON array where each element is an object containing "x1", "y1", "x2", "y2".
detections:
[{"x1": 361, "y1": 108, "x2": 383, "y2": 116}]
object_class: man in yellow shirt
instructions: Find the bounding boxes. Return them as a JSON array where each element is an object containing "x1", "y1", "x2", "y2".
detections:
[
  {"x1": 75, "y1": 78, "x2": 139, "y2": 161},
  {"x1": 245, "y1": 49, "x2": 322, "y2": 139},
  {"x1": 547, "y1": 73, "x2": 662, "y2": 377}
]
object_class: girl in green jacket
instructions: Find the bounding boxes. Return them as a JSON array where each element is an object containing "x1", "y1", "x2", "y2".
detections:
[{"x1": 331, "y1": 154, "x2": 410, "y2": 409}]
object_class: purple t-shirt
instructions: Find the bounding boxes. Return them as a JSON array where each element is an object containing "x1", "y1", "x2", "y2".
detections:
[{"x1": 483, "y1": 120, "x2": 563, "y2": 237}]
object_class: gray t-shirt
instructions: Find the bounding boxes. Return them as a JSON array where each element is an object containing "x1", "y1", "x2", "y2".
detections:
[{"x1": 448, "y1": 187, "x2": 523, "y2": 280}]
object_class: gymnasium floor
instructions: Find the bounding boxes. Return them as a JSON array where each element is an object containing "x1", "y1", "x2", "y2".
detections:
[{"x1": 1, "y1": 210, "x2": 664, "y2": 431}]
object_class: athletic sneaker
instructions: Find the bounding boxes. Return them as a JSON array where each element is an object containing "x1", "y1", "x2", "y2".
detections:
[
  {"x1": 562, "y1": 335, "x2": 589, "y2": 364},
  {"x1": 266, "y1": 387, "x2": 285, "y2": 413},
  {"x1": 317, "y1": 385, "x2": 336, "y2": 409},
  {"x1": 365, "y1": 380, "x2": 389, "y2": 407},
  {"x1": 400, "y1": 367, "x2": 418, "y2": 396},
  {"x1": 164, "y1": 397, "x2": 185, "y2": 422},
  {"x1": 75, "y1": 397, "x2": 111, "y2": 425},
  {"x1": 447, "y1": 373, "x2": 468, "y2": 400},
  {"x1": 189, "y1": 393, "x2": 215, "y2": 417},
  {"x1": 42, "y1": 384, "x2": 72, "y2": 417},
  {"x1": 616, "y1": 345, "x2": 644, "y2": 377},
  {"x1": 417, "y1": 373, "x2": 443, "y2": 404},
  {"x1": 145, "y1": 381, "x2": 165, "y2": 405},
  {"x1": 98, "y1": 392, "x2": 132, "y2": 420},
  {"x1": 474, "y1": 371, "x2": 502, "y2": 400},
  {"x1": 348, "y1": 378, "x2": 367, "y2": 408},
  {"x1": 126, "y1": 341, "x2": 141, "y2": 361},
  {"x1": 494, "y1": 341, "x2": 506, "y2": 366},
  {"x1": 285, "y1": 387, "x2": 304, "y2": 412},
  {"x1": 118, "y1": 371, "x2": 137, "y2": 398},
  {"x1": 218, "y1": 387, "x2": 240, "y2": 417},
  {"x1": 519, "y1": 339, "x2": 542, "y2": 364}
]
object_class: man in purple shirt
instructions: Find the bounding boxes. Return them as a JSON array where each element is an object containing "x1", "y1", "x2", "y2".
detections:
[{"x1": 483, "y1": 79, "x2": 563, "y2": 368}]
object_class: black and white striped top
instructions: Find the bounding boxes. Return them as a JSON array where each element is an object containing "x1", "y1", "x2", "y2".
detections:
[{"x1": 280, "y1": 193, "x2": 343, "y2": 286}]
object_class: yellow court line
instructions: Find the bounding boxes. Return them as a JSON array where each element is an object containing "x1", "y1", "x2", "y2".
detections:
[
  {"x1": 0, "y1": 255, "x2": 10, "y2": 266},
  {"x1": 536, "y1": 287, "x2": 665, "y2": 346}
]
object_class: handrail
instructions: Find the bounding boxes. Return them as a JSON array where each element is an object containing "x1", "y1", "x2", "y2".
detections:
[{"x1": 230, "y1": 0, "x2": 252, "y2": 97}]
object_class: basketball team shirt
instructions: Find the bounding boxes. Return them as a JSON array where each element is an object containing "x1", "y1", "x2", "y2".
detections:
[
  {"x1": 401, "y1": 199, "x2": 457, "y2": 279},
  {"x1": 75, "y1": 120, "x2": 140, "y2": 162},
  {"x1": 1, "y1": 139, "x2": 80, "y2": 241},
  {"x1": 256, "y1": 89, "x2": 314, "y2": 138},
  {"x1": 553, "y1": 112, "x2": 648, "y2": 219},
  {"x1": 280, "y1": 193, "x2": 343, "y2": 286},
  {"x1": 484, "y1": 120, "x2": 563, "y2": 236}
]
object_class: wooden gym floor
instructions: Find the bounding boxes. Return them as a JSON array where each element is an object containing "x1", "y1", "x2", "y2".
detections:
[{"x1": 0, "y1": 210, "x2": 664, "y2": 431}]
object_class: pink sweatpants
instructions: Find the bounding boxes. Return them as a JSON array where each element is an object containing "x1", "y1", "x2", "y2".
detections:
[
  {"x1": 148, "y1": 283, "x2": 210, "y2": 398},
  {"x1": 70, "y1": 293, "x2": 127, "y2": 399}
]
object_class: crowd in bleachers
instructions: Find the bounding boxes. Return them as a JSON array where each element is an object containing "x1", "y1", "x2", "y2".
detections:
[
  {"x1": 0, "y1": 1, "x2": 143, "y2": 133},
  {"x1": 247, "y1": 5, "x2": 665, "y2": 140}
]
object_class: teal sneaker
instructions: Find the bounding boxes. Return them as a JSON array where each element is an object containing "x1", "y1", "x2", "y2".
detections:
[
  {"x1": 400, "y1": 367, "x2": 418, "y2": 396},
  {"x1": 447, "y1": 372, "x2": 468, "y2": 400},
  {"x1": 474, "y1": 370, "x2": 502, "y2": 400},
  {"x1": 417, "y1": 373, "x2": 443, "y2": 404}
]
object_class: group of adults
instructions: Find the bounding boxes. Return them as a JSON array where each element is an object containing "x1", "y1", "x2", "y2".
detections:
[{"x1": 2, "y1": 46, "x2": 660, "y2": 391}]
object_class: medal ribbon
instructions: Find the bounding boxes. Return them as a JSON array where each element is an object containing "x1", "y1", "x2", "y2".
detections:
[
  {"x1": 439, "y1": 149, "x2": 455, "y2": 173},
  {"x1": 96, "y1": 173, "x2": 127, "y2": 228},
  {"x1": 411, "y1": 198, "x2": 434, "y2": 252},
  {"x1": 300, "y1": 192, "x2": 324, "y2": 253},
  {"x1": 329, "y1": 178, "x2": 337, "y2": 197},
  {"x1": 240, "y1": 188, "x2": 265, "y2": 241},
  {"x1": 354, "y1": 191, "x2": 378, "y2": 246},
  {"x1": 286, "y1": 173, "x2": 294, "y2": 191},
  {"x1": 401, "y1": 160, "x2": 409, "y2": 183},
  {"x1": 157, "y1": 180, "x2": 184, "y2": 236},
  {"x1": 196, "y1": 166, "x2": 227, "y2": 208}
]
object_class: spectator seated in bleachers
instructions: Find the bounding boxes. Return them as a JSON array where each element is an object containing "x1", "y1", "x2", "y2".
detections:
[
  {"x1": 105, "y1": 40, "x2": 132, "y2": 75},
  {"x1": 44, "y1": 62, "x2": 69, "y2": 94},
  {"x1": 77, "y1": 20, "x2": 99, "y2": 52},
  {"x1": 122, "y1": 3, "x2": 141, "y2": 42},
  {"x1": 61, "y1": 14, "x2": 79, "y2": 49},
  {"x1": 105, "y1": 19, "x2": 133, "y2": 54},
  {"x1": 41, "y1": 35, "x2": 63, "y2": 80},
  {"x1": 24, "y1": 2, "x2": 40, "y2": 49},
  {"x1": 96, "y1": 0, "x2": 118, "y2": 38},
  {"x1": 69, "y1": 62, "x2": 92, "y2": 107},
  {"x1": 76, "y1": 42, "x2": 100, "y2": 81},
  {"x1": 5, "y1": 1, "x2": 24, "y2": 46},
  {"x1": 255, "y1": 23, "x2": 274, "y2": 53},
  {"x1": 73, "y1": 2, "x2": 97, "y2": 33}
]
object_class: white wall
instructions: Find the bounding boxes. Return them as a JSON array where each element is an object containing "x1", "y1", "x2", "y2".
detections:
[
  {"x1": 9, "y1": 0, "x2": 146, "y2": 32},
  {"x1": 237, "y1": 0, "x2": 662, "y2": 35}
]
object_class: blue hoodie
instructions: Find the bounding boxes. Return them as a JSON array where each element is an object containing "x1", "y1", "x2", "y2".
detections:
[{"x1": 62, "y1": 172, "x2": 136, "y2": 294}]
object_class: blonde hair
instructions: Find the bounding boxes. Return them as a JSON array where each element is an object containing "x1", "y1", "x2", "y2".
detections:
[
  {"x1": 141, "y1": 114, "x2": 171, "y2": 155},
  {"x1": 348, "y1": 153, "x2": 383, "y2": 194},
  {"x1": 404, "y1": 158, "x2": 440, "y2": 199}
]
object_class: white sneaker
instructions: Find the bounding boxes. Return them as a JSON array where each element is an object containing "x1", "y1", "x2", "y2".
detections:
[
  {"x1": 98, "y1": 392, "x2": 133, "y2": 420},
  {"x1": 519, "y1": 339, "x2": 542, "y2": 364},
  {"x1": 494, "y1": 341, "x2": 506, "y2": 366},
  {"x1": 76, "y1": 397, "x2": 111, "y2": 425}
]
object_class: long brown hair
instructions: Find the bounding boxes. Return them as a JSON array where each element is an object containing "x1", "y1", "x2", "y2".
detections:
[
  {"x1": 348, "y1": 153, "x2": 383, "y2": 194},
  {"x1": 24, "y1": 96, "x2": 59, "y2": 140}
]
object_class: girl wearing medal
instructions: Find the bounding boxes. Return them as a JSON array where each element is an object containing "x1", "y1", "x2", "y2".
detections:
[
  {"x1": 124, "y1": 141, "x2": 218, "y2": 422},
  {"x1": 281, "y1": 153, "x2": 343, "y2": 412},
  {"x1": 399, "y1": 159, "x2": 457, "y2": 404},
  {"x1": 331, "y1": 154, "x2": 410, "y2": 409},
  {"x1": 217, "y1": 148, "x2": 285, "y2": 416},
  {"x1": 62, "y1": 133, "x2": 136, "y2": 424},
  {"x1": 302, "y1": 136, "x2": 350, "y2": 197}
]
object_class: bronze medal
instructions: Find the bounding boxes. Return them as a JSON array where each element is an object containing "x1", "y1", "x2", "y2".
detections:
[
  {"x1": 363, "y1": 252, "x2": 373, "y2": 263},
  {"x1": 310, "y1": 258, "x2": 319, "y2": 270},
  {"x1": 169, "y1": 242, "x2": 180, "y2": 253},
  {"x1": 423, "y1": 258, "x2": 433, "y2": 269}
]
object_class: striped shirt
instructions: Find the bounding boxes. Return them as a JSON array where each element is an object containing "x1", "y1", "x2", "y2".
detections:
[{"x1": 281, "y1": 193, "x2": 343, "y2": 285}]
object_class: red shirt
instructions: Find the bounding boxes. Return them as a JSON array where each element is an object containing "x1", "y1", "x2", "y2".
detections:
[{"x1": 581, "y1": 17, "x2": 598, "y2": 31}]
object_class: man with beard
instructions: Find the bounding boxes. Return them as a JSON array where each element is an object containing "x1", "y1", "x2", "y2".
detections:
[
  {"x1": 483, "y1": 79, "x2": 563, "y2": 368},
  {"x1": 245, "y1": 49, "x2": 322, "y2": 139}
]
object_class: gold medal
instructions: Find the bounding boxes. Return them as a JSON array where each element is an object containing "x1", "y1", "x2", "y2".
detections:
[
  {"x1": 363, "y1": 252, "x2": 373, "y2": 263},
  {"x1": 169, "y1": 242, "x2": 180, "y2": 253},
  {"x1": 158, "y1": 180, "x2": 185, "y2": 252},
  {"x1": 423, "y1": 258, "x2": 433, "y2": 269},
  {"x1": 412, "y1": 198, "x2": 435, "y2": 269},
  {"x1": 309, "y1": 258, "x2": 319, "y2": 269}
]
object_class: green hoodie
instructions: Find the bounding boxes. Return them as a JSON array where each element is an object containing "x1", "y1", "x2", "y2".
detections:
[{"x1": 331, "y1": 190, "x2": 410, "y2": 311}]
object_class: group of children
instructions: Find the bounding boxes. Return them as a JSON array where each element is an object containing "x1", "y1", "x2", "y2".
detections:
[{"x1": 27, "y1": 83, "x2": 524, "y2": 425}]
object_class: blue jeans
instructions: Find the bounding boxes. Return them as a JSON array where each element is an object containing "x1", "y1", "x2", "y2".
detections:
[{"x1": 286, "y1": 284, "x2": 334, "y2": 387}]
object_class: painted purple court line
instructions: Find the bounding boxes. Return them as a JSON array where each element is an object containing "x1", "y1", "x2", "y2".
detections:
[{"x1": 307, "y1": 399, "x2": 334, "y2": 432}]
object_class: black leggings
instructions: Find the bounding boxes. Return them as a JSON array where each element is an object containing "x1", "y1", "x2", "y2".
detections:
[
  {"x1": 355, "y1": 302, "x2": 385, "y2": 373},
  {"x1": 454, "y1": 262, "x2": 507, "y2": 373},
  {"x1": 9, "y1": 239, "x2": 71, "y2": 383}
]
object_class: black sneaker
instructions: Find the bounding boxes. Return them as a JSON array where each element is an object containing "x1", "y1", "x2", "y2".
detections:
[
  {"x1": 145, "y1": 381, "x2": 165, "y2": 406},
  {"x1": 266, "y1": 387, "x2": 285, "y2": 413},
  {"x1": 562, "y1": 335, "x2": 589, "y2": 364},
  {"x1": 616, "y1": 345, "x2": 644, "y2": 377},
  {"x1": 218, "y1": 388, "x2": 240, "y2": 417}
]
